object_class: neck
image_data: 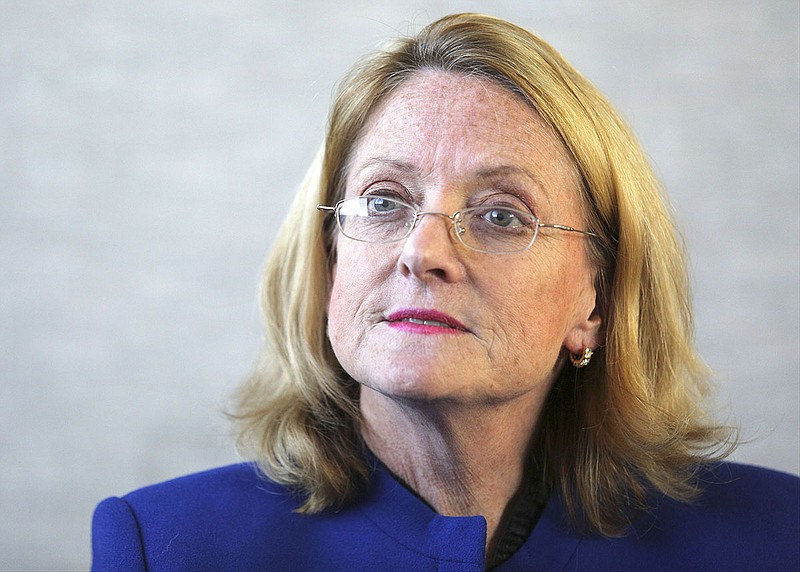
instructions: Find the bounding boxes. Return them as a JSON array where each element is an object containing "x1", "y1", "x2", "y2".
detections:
[{"x1": 360, "y1": 387, "x2": 547, "y2": 556}]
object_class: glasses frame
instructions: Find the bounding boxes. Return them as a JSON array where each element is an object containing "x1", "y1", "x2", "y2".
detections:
[{"x1": 317, "y1": 195, "x2": 599, "y2": 254}]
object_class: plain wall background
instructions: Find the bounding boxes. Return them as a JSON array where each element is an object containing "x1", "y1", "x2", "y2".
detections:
[{"x1": 1, "y1": 1, "x2": 797, "y2": 568}]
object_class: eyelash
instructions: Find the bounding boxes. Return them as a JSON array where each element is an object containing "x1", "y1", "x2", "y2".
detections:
[
  {"x1": 361, "y1": 182, "x2": 412, "y2": 202},
  {"x1": 474, "y1": 191, "x2": 535, "y2": 215},
  {"x1": 359, "y1": 182, "x2": 535, "y2": 215}
]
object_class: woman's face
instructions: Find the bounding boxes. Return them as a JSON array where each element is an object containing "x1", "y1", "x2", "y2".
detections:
[{"x1": 327, "y1": 70, "x2": 602, "y2": 406}]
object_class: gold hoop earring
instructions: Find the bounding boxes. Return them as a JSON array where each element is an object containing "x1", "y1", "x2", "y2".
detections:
[{"x1": 570, "y1": 347, "x2": 593, "y2": 368}]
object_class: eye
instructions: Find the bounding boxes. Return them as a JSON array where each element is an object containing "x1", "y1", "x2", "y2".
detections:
[
  {"x1": 481, "y1": 207, "x2": 524, "y2": 228},
  {"x1": 368, "y1": 196, "x2": 399, "y2": 213}
]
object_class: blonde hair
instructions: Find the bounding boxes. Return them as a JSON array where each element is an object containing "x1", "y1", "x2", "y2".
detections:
[{"x1": 232, "y1": 13, "x2": 734, "y2": 536}]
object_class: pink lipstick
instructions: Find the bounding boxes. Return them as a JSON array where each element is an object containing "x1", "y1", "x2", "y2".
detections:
[{"x1": 385, "y1": 308, "x2": 467, "y2": 335}]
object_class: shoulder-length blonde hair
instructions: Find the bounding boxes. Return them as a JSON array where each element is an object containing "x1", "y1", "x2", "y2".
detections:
[{"x1": 232, "y1": 13, "x2": 734, "y2": 536}]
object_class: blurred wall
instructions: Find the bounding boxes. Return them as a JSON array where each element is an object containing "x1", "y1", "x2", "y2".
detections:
[{"x1": 1, "y1": 1, "x2": 797, "y2": 568}]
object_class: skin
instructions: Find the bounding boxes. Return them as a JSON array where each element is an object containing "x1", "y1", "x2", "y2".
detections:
[{"x1": 327, "y1": 70, "x2": 603, "y2": 555}]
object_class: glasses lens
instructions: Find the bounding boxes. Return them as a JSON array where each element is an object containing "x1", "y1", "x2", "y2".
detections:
[
  {"x1": 458, "y1": 206, "x2": 538, "y2": 253},
  {"x1": 337, "y1": 196, "x2": 415, "y2": 243}
]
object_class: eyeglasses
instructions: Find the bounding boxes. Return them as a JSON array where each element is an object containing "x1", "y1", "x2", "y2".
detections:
[{"x1": 317, "y1": 195, "x2": 599, "y2": 255}]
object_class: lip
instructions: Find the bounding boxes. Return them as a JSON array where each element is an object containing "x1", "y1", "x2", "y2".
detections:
[{"x1": 385, "y1": 307, "x2": 468, "y2": 334}]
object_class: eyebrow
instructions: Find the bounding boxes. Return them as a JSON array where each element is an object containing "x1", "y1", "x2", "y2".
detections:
[
  {"x1": 473, "y1": 165, "x2": 543, "y2": 188},
  {"x1": 357, "y1": 157, "x2": 416, "y2": 174}
]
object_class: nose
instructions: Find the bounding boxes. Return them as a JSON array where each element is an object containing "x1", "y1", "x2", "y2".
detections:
[{"x1": 396, "y1": 211, "x2": 466, "y2": 283}]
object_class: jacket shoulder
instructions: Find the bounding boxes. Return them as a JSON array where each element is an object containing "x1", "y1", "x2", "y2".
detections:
[
  {"x1": 123, "y1": 462, "x2": 290, "y2": 508},
  {"x1": 701, "y1": 461, "x2": 799, "y2": 491},
  {"x1": 693, "y1": 462, "x2": 799, "y2": 528},
  {"x1": 92, "y1": 463, "x2": 305, "y2": 570},
  {"x1": 564, "y1": 462, "x2": 799, "y2": 571}
]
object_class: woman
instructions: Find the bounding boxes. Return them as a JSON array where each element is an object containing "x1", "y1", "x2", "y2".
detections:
[{"x1": 92, "y1": 13, "x2": 799, "y2": 571}]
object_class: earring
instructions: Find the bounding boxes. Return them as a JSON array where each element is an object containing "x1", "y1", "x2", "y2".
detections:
[{"x1": 570, "y1": 347, "x2": 593, "y2": 368}]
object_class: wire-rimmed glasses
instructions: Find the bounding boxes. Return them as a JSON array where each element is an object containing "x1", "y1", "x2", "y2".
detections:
[{"x1": 317, "y1": 195, "x2": 599, "y2": 255}]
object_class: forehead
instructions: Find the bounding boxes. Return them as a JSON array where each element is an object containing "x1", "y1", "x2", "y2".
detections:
[{"x1": 346, "y1": 70, "x2": 580, "y2": 202}]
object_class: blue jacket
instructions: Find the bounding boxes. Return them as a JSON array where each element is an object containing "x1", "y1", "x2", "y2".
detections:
[{"x1": 92, "y1": 461, "x2": 799, "y2": 571}]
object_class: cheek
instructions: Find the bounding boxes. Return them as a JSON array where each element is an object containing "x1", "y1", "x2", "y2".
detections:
[
  {"x1": 481, "y1": 253, "x2": 588, "y2": 356},
  {"x1": 327, "y1": 261, "x2": 359, "y2": 350},
  {"x1": 326, "y1": 245, "x2": 391, "y2": 351},
  {"x1": 327, "y1": 272, "x2": 345, "y2": 346}
]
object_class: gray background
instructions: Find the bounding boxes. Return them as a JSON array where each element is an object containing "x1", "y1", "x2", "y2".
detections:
[{"x1": 1, "y1": 1, "x2": 797, "y2": 569}]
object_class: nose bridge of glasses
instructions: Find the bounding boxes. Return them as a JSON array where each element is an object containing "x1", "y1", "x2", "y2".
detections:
[{"x1": 412, "y1": 210, "x2": 463, "y2": 236}]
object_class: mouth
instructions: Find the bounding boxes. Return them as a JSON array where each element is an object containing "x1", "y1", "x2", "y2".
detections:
[{"x1": 385, "y1": 308, "x2": 468, "y2": 334}]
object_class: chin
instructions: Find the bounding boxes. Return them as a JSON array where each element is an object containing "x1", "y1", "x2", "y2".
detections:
[
  {"x1": 356, "y1": 374, "x2": 516, "y2": 408},
  {"x1": 358, "y1": 373, "x2": 450, "y2": 402}
]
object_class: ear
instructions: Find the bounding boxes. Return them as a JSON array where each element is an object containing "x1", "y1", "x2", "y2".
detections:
[{"x1": 563, "y1": 295, "x2": 604, "y2": 356}]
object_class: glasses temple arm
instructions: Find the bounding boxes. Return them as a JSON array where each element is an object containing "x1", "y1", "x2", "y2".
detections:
[{"x1": 538, "y1": 222, "x2": 600, "y2": 238}]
